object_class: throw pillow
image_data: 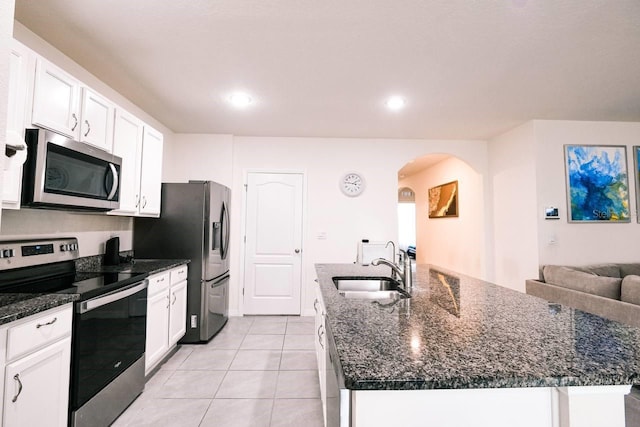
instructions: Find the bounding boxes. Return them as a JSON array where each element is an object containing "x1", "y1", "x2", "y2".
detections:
[
  {"x1": 619, "y1": 264, "x2": 640, "y2": 278},
  {"x1": 576, "y1": 263, "x2": 621, "y2": 278},
  {"x1": 621, "y1": 275, "x2": 640, "y2": 305},
  {"x1": 543, "y1": 265, "x2": 622, "y2": 300}
]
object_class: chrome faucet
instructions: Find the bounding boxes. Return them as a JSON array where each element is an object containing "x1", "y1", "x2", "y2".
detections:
[{"x1": 372, "y1": 250, "x2": 412, "y2": 290}]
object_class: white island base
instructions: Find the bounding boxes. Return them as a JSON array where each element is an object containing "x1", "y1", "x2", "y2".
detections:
[{"x1": 349, "y1": 385, "x2": 630, "y2": 427}]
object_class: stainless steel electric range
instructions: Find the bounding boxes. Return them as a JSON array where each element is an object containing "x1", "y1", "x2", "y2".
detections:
[{"x1": 0, "y1": 237, "x2": 149, "y2": 427}]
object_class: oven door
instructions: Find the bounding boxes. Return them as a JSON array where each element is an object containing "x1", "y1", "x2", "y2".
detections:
[
  {"x1": 70, "y1": 280, "x2": 147, "y2": 411},
  {"x1": 22, "y1": 128, "x2": 122, "y2": 211}
]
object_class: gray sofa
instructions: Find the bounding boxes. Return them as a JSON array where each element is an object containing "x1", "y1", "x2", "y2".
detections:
[
  {"x1": 526, "y1": 263, "x2": 640, "y2": 328},
  {"x1": 526, "y1": 263, "x2": 640, "y2": 426}
]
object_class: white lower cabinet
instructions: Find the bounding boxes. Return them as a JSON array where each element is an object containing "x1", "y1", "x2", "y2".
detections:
[
  {"x1": 314, "y1": 285, "x2": 327, "y2": 424},
  {"x1": 1, "y1": 304, "x2": 73, "y2": 427},
  {"x1": 145, "y1": 265, "x2": 188, "y2": 375},
  {"x1": 168, "y1": 280, "x2": 188, "y2": 346},
  {"x1": 3, "y1": 337, "x2": 71, "y2": 427}
]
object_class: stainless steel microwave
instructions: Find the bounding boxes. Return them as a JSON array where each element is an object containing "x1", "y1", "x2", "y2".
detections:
[{"x1": 21, "y1": 128, "x2": 122, "y2": 211}]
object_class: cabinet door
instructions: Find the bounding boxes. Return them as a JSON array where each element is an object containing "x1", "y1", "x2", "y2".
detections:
[
  {"x1": 110, "y1": 108, "x2": 143, "y2": 215},
  {"x1": 145, "y1": 290, "x2": 170, "y2": 374},
  {"x1": 4, "y1": 40, "x2": 33, "y2": 209},
  {"x1": 3, "y1": 337, "x2": 71, "y2": 427},
  {"x1": 79, "y1": 87, "x2": 115, "y2": 152},
  {"x1": 314, "y1": 286, "x2": 327, "y2": 414},
  {"x1": 169, "y1": 280, "x2": 188, "y2": 347},
  {"x1": 31, "y1": 57, "x2": 80, "y2": 139},
  {"x1": 6, "y1": 39, "x2": 31, "y2": 152},
  {"x1": 138, "y1": 125, "x2": 164, "y2": 216}
]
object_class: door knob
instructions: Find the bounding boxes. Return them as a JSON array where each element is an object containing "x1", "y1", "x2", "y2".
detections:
[{"x1": 294, "y1": 249, "x2": 300, "y2": 253}]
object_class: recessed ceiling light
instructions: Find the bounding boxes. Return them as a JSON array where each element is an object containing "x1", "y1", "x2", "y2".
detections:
[
  {"x1": 386, "y1": 95, "x2": 406, "y2": 111},
  {"x1": 227, "y1": 92, "x2": 253, "y2": 109}
]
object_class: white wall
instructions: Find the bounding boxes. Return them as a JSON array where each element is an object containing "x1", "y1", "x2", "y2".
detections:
[
  {"x1": 400, "y1": 156, "x2": 487, "y2": 279},
  {"x1": 0, "y1": 22, "x2": 174, "y2": 256},
  {"x1": 0, "y1": 209, "x2": 132, "y2": 258},
  {"x1": 203, "y1": 136, "x2": 489, "y2": 316},
  {"x1": 488, "y1": 122, "x2": 540, "y2": 291},
  {"x1": 162, "y1": 133, "x2": 233, "y2": 187},
  {"x1": 534, "y1": 120, "x2": 640, "y2": 266},
  {"x1": 486, "y1": 119, "x2": 640, "y2": 292}
]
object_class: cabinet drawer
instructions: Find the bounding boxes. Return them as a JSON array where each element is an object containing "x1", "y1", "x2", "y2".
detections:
[
  {"x1": 147, "y1": 272, "x2": 170, "y2": 297},
  {"x1": 7, "y1": 305, "x2": 73, "y2": 362},
  {"x1": 170, "y1": 265, "x2": 188, "y2": 285}
]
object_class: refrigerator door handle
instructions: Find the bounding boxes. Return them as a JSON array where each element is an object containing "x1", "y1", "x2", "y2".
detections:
[
  {"x1": 207, "y1": 273, "x2": 230, "y2": 287},
  {"x1": 221, "y1": 201, "x2": 230, "y2": 260}
]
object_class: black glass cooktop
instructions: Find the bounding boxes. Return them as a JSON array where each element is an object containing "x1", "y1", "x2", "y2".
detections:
[
  {"x1": 60, "y1": 272, "x2": 148, "y2": 300},
  {"x1": 0, "y1": 267, "x2": 148, "y2": 301}
]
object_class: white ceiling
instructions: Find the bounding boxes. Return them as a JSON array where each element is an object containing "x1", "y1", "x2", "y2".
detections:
[{"x1": 13, "y1": 0, "x2": 640, "y2": 140}]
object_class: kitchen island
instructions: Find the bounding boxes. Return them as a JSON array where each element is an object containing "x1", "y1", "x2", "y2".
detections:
[{"x1": 315, "y1": 263, "x2": 640, "y2": 427}]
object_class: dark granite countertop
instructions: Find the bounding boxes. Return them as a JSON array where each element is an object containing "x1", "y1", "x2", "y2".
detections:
[
  {"x1": 315, "y1": 263, "x2": 640, "y2": 391},
  {"x1": 0, "y1": 259, "x2": 188, "y2": 327},
  {"x1": 0, "y1": 293, "x2": 78, "y2": 326},
  {"x1": 77, "y1": 258, "x2": 190, "y2": 275}
]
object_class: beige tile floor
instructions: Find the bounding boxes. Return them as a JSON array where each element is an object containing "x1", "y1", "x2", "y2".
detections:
[{"x1": 113, "y1": 316, "x2": 323, "y2": 427}]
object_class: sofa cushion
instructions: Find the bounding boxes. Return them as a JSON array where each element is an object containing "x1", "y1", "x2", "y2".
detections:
[
  {"x1": 619, "y1": 264, "x2": 640, "y2": 278},
  {"x1": 542, "y1": 265, "x2": 622, "y2": 300},
  {"x1": 621, "y1": 275, "x2": 640, "y2": 305},
  {"x1": 574, "y1": 263, "x2": 621, "y2": 278}
]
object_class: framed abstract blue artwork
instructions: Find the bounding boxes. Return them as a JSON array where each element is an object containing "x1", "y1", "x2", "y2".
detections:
[{"x1": 564, "y1": 145, "x2": 630, "y2": 222}]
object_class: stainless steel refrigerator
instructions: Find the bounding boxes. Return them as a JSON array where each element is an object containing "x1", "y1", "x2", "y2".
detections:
[{"x1": 134, "y1": 181, "x2": 230, "y2": 343}]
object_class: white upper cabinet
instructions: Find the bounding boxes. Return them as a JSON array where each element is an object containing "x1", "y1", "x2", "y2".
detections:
[
  {"x1": 3, "y1": 39, "x2": 34, "y2": 210},
  {"x1": 79, "y1": 88, "x2": 115, "y2": 152},
  {"x1": 6, "y1": 39, "x2": 32, "y2": 151},
  {"x1": 110, "y1": 116, "x2": 163, "y2": 218},
  {"x1": 31, "y1": 57, "x2": 81, "y2": 140},
  {"x1": 110, "y1": 108, "x2": 144, "y2": 215},
  {"x1": 138, "y1": 126, "x2": 163, "y2": 216},
  {"x1": 31, "y1": 57, "x2": 115, "y2": 153}
]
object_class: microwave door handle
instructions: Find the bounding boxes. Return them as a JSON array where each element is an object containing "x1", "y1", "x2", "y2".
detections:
[{"x1": 106, "y1": 163, "x2": 119, "y2": 200}]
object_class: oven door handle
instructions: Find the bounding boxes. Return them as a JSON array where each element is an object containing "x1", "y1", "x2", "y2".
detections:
[{"x1": 78, "y1": 281, "x2": 148, "y2": 314}]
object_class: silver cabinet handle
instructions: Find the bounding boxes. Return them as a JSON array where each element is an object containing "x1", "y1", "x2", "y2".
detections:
[
  {"x1": 318, "y1": 325, "x2": 325, "y2": 349},
  {"x1": 166, "y1": 295, "x2": 170, "y2": 309},
  {"x1": 135, "y1": 194, "x2": 140, "y2": 208},
  {"x1": 171, "y1": 292, "x2": 177, "y2": 305},
  {"x1": 84, "y1": 119, "x2": 91, "y2": 137},
  {"x1": 142, "y1": 196, "x2": 147, "y2": 208},
  {"x1": 36, "y1": 317, "x2": 57, "y2": 328},
  {"x1": 294, "y1": 249, "x2": 300, "y2": 253},
  {"x1": 12, "y1": 374, "x2": 22, "y2": 403},
  {"x1": 313, "y1": 299, "x2": 319, "y2": 312},
  {"x1": 71, "y1": 113, "x2": 78, "y2": 131}
]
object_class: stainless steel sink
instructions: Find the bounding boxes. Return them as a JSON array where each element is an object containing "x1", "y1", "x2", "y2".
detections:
[{"x1": 331, "y1": 276, "x2": 410, "y2": 300}]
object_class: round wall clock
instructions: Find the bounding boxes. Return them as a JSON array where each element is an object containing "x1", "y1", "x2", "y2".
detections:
[{"x1": 340, "y1": 172, "x2": 366, "y2": 197}]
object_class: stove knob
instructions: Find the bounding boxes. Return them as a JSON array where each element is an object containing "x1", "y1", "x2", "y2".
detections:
[
  {"x1": 2, "y1": 249, "x2": 14, "y2": 258},
  {"x1": 60, "y1": 244, "x2": 68, "y2": 252},
  {"x1": 71, "y1": 243, "x2": 78, "y2": 251}
]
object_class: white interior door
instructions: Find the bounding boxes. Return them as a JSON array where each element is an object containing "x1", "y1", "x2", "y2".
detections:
[{"x1": 243, "y1": 172, "x2": 304, "y2": 315}]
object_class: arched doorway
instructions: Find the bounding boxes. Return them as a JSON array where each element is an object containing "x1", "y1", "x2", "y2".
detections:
[
  {"x1": 397, "y1": 153, "x2": 485, "y2": 278},
  {"x1": 397, "y1": 186, "x2": 416, "y2": 259}
]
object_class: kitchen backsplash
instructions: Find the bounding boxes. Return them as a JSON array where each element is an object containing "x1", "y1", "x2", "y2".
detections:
[{"x1": 75, "y1": 250, "x2": 134, "y2": 271}]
